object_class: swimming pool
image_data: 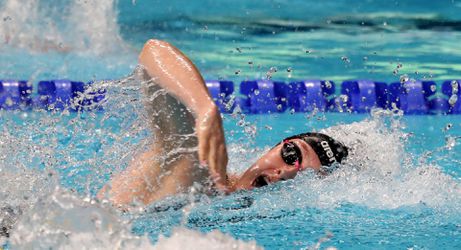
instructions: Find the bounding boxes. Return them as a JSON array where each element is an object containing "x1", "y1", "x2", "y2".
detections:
[{"x1": 1, "y1": 0, "x2": 461, "y2": 249}]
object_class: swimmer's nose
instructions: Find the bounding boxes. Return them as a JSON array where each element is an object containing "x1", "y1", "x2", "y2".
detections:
[
  {"x1": 268, "y1": 168, "x2": 297, "y2": 183},
  {"x1": 279, "y1": 167, "x2": 298, "y2": 180}
]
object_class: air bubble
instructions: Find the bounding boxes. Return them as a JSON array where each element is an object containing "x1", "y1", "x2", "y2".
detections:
[
  {"x1": 254, "y1": 89, "x2": 260, "y2": 96},
  {"x1": 324, "y1": 81, "x2": 332, "y2": 89},
  {"x1": 430, "y1": 85, "x2": 436, "y2": 92}
]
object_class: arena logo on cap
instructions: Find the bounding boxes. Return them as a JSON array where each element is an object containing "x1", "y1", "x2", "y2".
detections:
[{"x1": 320, "y1": 141, "x2": 336, "y2": 163}]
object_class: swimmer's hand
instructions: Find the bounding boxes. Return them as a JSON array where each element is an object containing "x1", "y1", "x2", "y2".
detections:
[{"x1": 196, "y1": 104, "x2": 229, "y2": 192}]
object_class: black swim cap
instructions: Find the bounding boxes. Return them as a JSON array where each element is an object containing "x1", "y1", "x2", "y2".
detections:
[{"x1": 282, "y1": 132, "x2": 348, "y2": 172}]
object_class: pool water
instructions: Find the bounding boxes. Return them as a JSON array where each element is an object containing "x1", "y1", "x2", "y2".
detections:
[{"x1": 1, "y1": 0, "x2": 461, "y2": 249}]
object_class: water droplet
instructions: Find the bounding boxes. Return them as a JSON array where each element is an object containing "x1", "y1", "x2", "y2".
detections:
[
  {"x1": 265, "y1": 67, "x2": 277, "y2": 80},
  {"x1": 5, "y1": 97, "x2": 13, "y2": 106},
  {"x1": 445, "y1": 136, "x2": 457, "y2": 150},
  {"x1": 340, "y1": 56, "x2": 350, "y2": 63},
  {"x1": 276, "y1": 104, "x2": 282, "y2": 110},
  {"x1": 449, "y1": 95, "x2": 458, "y2": 106},
  {"x1": 389, "y1": 102, "x2": 398, "y2": 110},
  {"x1": 444, "y1": 123, "x2": 453, "y2": 131},
  {"x1": 400, "y1": 74, "x2": 409, "y2": 83},
  {"x1": 451, "y1": 80, "x2": 459, "y2": 94}
]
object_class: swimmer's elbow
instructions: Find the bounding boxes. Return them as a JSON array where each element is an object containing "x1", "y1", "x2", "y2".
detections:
[
  {"x1": 139, "y1": 39, "x2": 173, "y2": 63},
  {"x1": 145, "y1": 39, "x2": 172, "y2": 48}
]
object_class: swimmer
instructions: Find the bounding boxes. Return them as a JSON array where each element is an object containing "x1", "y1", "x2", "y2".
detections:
[{"x1": 97, "y1": 39, "x2": 348, "y2": 208}]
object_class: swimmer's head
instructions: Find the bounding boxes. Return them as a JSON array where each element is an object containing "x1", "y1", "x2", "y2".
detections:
[{"x1": 231, "y1": 132, "x2": 348, "y2": 190}]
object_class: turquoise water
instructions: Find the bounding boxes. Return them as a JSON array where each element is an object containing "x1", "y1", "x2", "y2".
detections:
[{"x1": 1, "y1": 0, "x2": 461, "y2": 249}]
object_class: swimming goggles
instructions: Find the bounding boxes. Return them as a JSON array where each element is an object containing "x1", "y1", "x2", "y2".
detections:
[{"x1": 281, "y1": 140, "x2": 302, "y2": 170}]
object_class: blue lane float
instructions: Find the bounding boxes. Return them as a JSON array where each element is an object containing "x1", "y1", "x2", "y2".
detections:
[
  {"x1": 421, "y1": 81, "x2": 450, "y2": 114},
  {"x1": 0, "y1": 80, "x2": 32, "y2": 110},
  {"x1": 388, "y1": 81, "x2": 429, "y2": 114},
  {"x1": 84, "y1": 81, "x2": 107, "y2": 110},
  {"x1": 239, "y1": 80, "x2": 287, "y2": 114},
  {"x1": 341, "y1": 80, "x2": 388, "y2": 113},
  {"x1": 205, "y1": 80, "x2": 234, "y2": 113},
  {"x1": 287, "y1": 80, "x2": 335, "y2": 112},
  {"x1": 36, "y1": 80, "x2": 85, "y2": 111}
]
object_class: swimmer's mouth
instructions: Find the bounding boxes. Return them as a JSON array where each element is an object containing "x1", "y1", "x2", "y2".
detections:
[{"x1": 252, "y1": 175, "x2": 269, "y2": 188}]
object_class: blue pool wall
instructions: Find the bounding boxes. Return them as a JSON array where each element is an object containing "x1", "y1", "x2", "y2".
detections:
[{"x1": 1, "y1": 79, "x2": 460, "y2": 114}]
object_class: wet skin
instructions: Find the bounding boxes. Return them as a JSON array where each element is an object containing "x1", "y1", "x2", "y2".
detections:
[{"x1": 231, "y1": 139, "x2": 322, "y2": 190}]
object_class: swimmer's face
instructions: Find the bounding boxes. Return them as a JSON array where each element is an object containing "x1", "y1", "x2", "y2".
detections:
[{"x1": 232, "y1": 138, "x2": 322, "y2": 190}]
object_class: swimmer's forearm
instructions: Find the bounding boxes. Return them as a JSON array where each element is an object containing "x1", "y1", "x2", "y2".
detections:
[{"x1": 139, "y1": 39, "x2": 215, "y2": 116}]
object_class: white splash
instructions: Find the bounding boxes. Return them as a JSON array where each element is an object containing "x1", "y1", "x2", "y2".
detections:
[
  {"x1": 154, "y1": 227, "x2": 262, "y2": 250},
  {"x1": 250, "y1": 111, "x2": 461, "y2": 212},
  {"x1": 0, "y1": 0, "x2": 126, "y2": 54},
  {"x1": 9, "y1": 187, "x2": 154, "y2": 250}
]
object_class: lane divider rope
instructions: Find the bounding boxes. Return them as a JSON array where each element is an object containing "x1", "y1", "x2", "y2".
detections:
[{"x1": 1, "y1": 79, "x2": 460, "y2": 114}]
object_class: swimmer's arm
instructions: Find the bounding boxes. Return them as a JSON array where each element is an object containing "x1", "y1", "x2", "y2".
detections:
[
  {"x1": 138, "y1": 39, "x2": 229, "y2": 191},
  {"x1": 139, "y1": 39, "x2": 213, "y2": 119}
]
